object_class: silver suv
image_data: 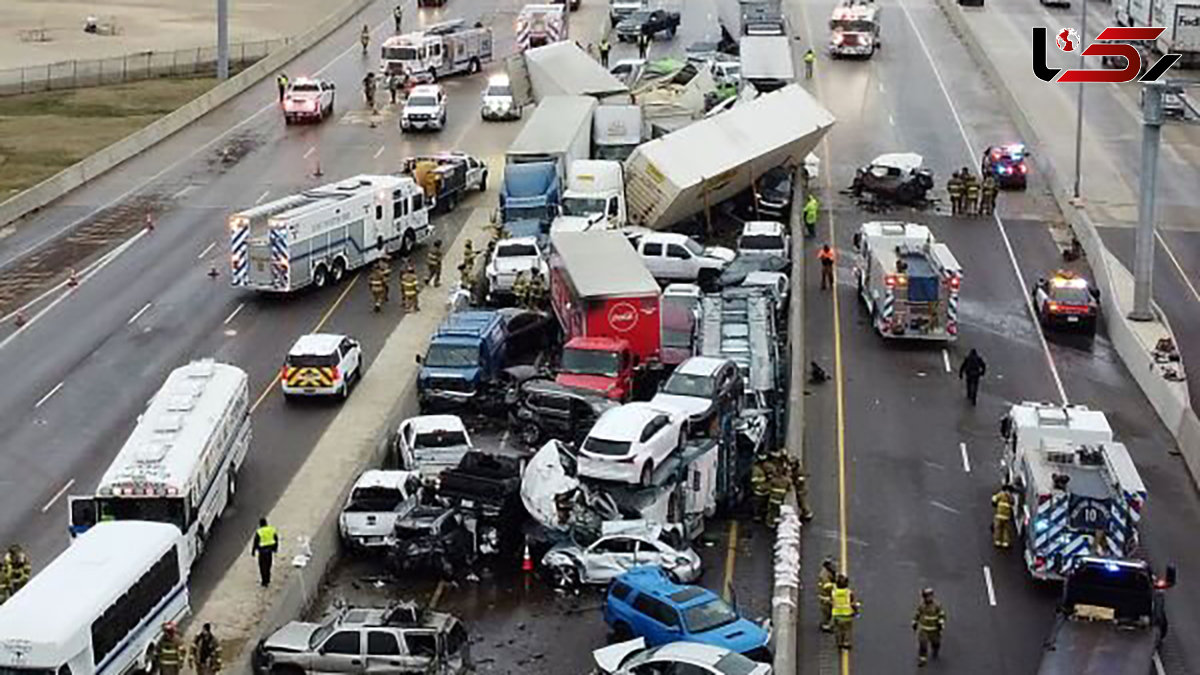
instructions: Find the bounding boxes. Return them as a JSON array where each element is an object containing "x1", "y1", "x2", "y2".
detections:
[{"x1": 254, "y1": 602, "x2": 470, "y2": 675}]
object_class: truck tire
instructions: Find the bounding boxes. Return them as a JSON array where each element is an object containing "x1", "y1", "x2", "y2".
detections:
[
  {"x1": 446, "y1": 191, "x2": 458, "y2": 212},
  {"x1": 480, "y1": 172, "x2": 488, "y2": 192},
  {"x1": 469, "y1": 58, "x2": 481, "y2": 74},
  {"x1": 401, "y1": 230, "x2": 416, "y2": 255},
  {"x1": 313, "y1": 265, "x2": 329, "y2": 288},
  {"x1": 331, "y1": 258, "x2": 347, "y2": 283}
]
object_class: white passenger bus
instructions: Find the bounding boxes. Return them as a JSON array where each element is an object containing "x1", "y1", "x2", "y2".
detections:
[
  {"x1": 0, "y1": 521, "x2": 189, "y2": 675},
  {"x1": 69, "y1": 359, "x2": 251, "y2": 568}
]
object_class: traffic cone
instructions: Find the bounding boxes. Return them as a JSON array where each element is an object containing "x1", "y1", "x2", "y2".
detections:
[
  {"x1": 522, "y1": 541, "x2": 533, "y2": 573},
  {"x1": 67, "y1": 269, "x2": 79, "y2": 288},
  {"x1": 313, "y1": 156, "x2": 324, "y2": 177},
  {"x1": 14, "y1": 310, "x2": 27, "y2": 328}
]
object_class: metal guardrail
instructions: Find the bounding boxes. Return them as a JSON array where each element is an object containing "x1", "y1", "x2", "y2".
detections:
[{"x1": 0, "y1": 39, "x2": 290, "y2": 96}]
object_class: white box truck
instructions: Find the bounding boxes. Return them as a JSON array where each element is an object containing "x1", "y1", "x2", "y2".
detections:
[
  {"x1": 551, "y1": 160, "x2": 627, "y2": 233},
  {"x1": 624, "y1": 84, "x2": 834, "y2": 230},
  {"x1": 505, "y1": 95, "x2": 598, "y2": 185},
  {"x1": 593, "y1": 105, "x2": 643, "y2": 161},
  {"x1": 1114, "y1": 0, "x2": 1200, "y2": 64},
  {"x1": 740, "y1": 35, "x2": 795, "y2": 92}
]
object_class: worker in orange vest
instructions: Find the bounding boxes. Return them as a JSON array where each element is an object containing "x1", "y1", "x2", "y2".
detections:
[{"x1": 818, "y1": 244, "x2": 836, "y2": 291}]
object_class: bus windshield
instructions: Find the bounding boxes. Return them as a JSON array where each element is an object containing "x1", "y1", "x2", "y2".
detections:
[{"x1": 97, "y1": 497, "x2": 188, "y2": 530}]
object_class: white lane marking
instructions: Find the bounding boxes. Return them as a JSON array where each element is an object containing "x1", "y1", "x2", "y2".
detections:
[
  {"x1": 223, "y1": 302, "x2": 245, "y2": 325},
  {"x1": 896, "y1": 0, "x2": 1068, "y2": 406},
  {"x1": 197, "y1": 241, "x2": 216, "y2": 259},
  {"x1": 173, "y1": 185, "x2": 197, "y2": 199},
  {"x1": 255, "y1": 190, "x2": 271, "y2": 204},
  {"x1": 499, "y1": 430, "x2": 510, "y2": 451},
  {"x1": 942, "y1": 349, "x2": 951, "y2": 373},
  {"x1": 982, "y1": 565, "x2": 997, "y2": 606},
  {"x1": 374, "y1": 144, "x2": 386, "y2": 159},
  {"x1": 303, "y1": 146, "x2": 316, "y2": 159},
  {"x1": 41, "y1": 478, "x2": 76, "y2": 513},
  {"x1": 960, "y1": 442, "x2": 971, "y2": 473},
  {"x1": 930, "y1": 500, "x2": 961, "y2": 514},
  {"x1": 0, "y1": 229, "x2": 146, "y2": 330},
  {"x1": 35, "y1": 381, "x2": 65, "y2": 409},
  {"x1": 127, "y1": 302, "x2": 152, "y2": 325},
  {"x1": 888, "y1": 114, "x2": 895, "y2": 127},
  {"x1": 1154, "y1": 652, "x2": 1166, "y2": 675},
  {"x1": 1156, "y1": 230, "x2": 1200, "y2": 307},
  {"x1": 0, "y1": 13, "x2": 394, "y2": 272}
]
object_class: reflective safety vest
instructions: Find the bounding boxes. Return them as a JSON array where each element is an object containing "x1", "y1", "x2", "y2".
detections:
[
  {"x1": 818, "y1": 249, "x2": 836, "y2": 263},
  {"x1": 401, "y1": 274, "x2": 419, "y2": 295},
  {"x1": 750, "y1": 464, "x2": 769, "y2": 495},
  {"x1": 256, "y1": 525, "x2": 278, "y2": 549},
  {"x1": 947, "y1": 178, "x2": 963, "y2": 196},
  {"x1": 992, "y1": 491, "x2": 1013, "y2": 521},
  {"x1": 804, "y1": 51, "x2": 816, "y2": 63},
  {"x1": 915, "y1": 602, "x2": 946, "y2": 632},
  {"x1": 158, "y1": 636, "x2": 183, "y2": 666},
  {"x1": 831, "y1": 588, "x2": 854, "y2": 617},
  {"x1": 804, "y1": 198, "x2": 819, "y2": 224}
]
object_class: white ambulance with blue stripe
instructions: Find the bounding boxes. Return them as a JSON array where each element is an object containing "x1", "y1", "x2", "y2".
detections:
[
  {"x1": 229, "y1": 175, "x2": 432, "y2": 293},
  {"x1": 1000, "y1": 402, "x2": 1147, "y2": 581},
  {"x1": 851, "y1": 222, "x2": 962, "y2": 341}
]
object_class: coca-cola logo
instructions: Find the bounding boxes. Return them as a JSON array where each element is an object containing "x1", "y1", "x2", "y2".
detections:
[{"x1": 608, "y1": 302, "x2": 639, "y2": 332}]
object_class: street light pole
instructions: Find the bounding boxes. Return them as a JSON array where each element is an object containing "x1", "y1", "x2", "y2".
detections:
[
  {"x1": 1072, "y1": 0, "x2": 1088, "y2": 200},
  {"x1": 1129, "y1": 81, "x2": 1165, "y2": 322},
  {"x1": 217, "y1": 0, "x2": 229, "y2": 80}
]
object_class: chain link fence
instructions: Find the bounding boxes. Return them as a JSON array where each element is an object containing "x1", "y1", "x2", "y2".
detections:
[{"x1": 0, "y1": 38, "x2": 293, "y2": 96}]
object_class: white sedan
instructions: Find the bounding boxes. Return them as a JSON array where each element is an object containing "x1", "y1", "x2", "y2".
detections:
[
  {"x1": 595, "y1": 639, "x2": 773, "y2": 675},
  {"x1": 578, "y1": 402, "x2": 686, "y2": 486},
  {"x1": 541, "y1": 521, "x2": 702, "y2": 587}
]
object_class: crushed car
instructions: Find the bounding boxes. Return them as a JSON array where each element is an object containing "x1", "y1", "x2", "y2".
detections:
[
  {"x1": 386, "y1": 503, "x2": 475, "y2": 579},
  {"x1": 850, "y1": 152, "x2": 934, "y2": 205},
  {"x1": 507, "y1": 378, "x2": 620, "y2": 447},
  {"x1": 540, "y1": 519, "x2": 702, "y2": 587}
]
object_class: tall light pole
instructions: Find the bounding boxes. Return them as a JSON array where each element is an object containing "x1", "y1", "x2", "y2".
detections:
[
  {"x1": 1072, "y1": 0, "x2": 1088, "y2": 200},
  {"x1": 1129, "y1": 81, "x2": 1164, "y2": 322},
  {"x1": 217, "y1": 0, "x2": 230, "y2": 80}
]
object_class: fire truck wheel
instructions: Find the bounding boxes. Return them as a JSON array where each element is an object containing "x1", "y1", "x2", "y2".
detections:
[
  {"x1": 313, "y1": 265, "x2": 329, "y2": 288},
  {"x1": 331, "y1": 258, "x2": 347, "y2": 283},
  {"x1": 469, "y1": 58, "x2": 481, "y2": 74}
]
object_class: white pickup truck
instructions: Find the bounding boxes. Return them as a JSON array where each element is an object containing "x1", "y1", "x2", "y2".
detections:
[
  {"x1": 338, "y1": 470, "x2": 423, "y2": 550},
  {"x1": 633, "y1": 232, "x2": 735, "y2": 285}
]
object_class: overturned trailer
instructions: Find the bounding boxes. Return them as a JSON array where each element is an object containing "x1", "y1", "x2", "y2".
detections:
[
  {"x1": 625, "y1": 84, "x2": 834, "y2": 230},
  {"x1": 507, "y1": 41, "x2": 632, "y2": 106}
]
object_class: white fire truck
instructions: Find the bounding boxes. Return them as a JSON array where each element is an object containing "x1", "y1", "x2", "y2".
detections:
[
  {"x1": 1000, "y1": 402, "x2": 1148, "y2": 581},
  {"x1": 380, "y1": 19, "x2": 493, "y2": 80},
  {"x1": 229, "y1": 175, "x2": 433, "y2": 293},
  {"x1": 829, "y1": 1, "x2": 880, "y2": 57},
  {"x1": 851, "y1": 221, "x2": 962, "y2": 341},
  {"x1": 516, "y1": 4, "x2": 568, "y2": 52}
]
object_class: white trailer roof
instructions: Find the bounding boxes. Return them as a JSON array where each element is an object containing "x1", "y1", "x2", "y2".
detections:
[
  {"x1": 739, "y1": 36, "x2": 795, "y2": 80},
  {"x1": 524, "y1": 41, "x2": 630, "y2": 101},
  {"x1": 97, "y1": 360, "x2": 248, "y2": 494},
  {"x1": 508, "y1": 95, "x2": 599, "y2": 158},
  {"x1": 551, "y1": 231, "x2": 659, "y2": 298}
]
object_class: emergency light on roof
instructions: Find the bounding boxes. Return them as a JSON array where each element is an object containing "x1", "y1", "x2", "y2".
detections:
[{"x1": 1052, "y1": 277, "x2": 1088, "y2": 289}]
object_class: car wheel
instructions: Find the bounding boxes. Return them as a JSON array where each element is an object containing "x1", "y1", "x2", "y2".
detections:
[
  {"x1": 401, "y1": 230, "x2": 416, "y2": 255},
  {"x1": 312, "y1": 265, "x2": 329, "y2": 288},
  {"x1": 520, "y1": 423, "x2": 544, "y2": 447},
  {"x1": 640, "y1": 461, "x2": 654, "y2": 487},
  {"x1": 446, "y1": 191, "x2": 458, "y2": 212},
  {"x1": 550, "y1": 563, "x2": 580, "y2": 588}
]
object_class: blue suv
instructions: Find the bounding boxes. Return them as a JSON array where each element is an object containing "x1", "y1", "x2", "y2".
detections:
[{"x1": 604, "y1": 567, "x2": 772, "y2": 662}]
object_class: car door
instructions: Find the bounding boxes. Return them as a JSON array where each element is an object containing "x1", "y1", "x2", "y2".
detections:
[
  {"x1": 584, "y1": 536, "x2": 640, "y2": 582},
  {"x1": 641, "y1": 414, "x2": 677, "y2": 466},
  {"x1": 640, "y1": 240, "x2": 666, "y2": 278},
  {"x1": 665, "y1": 244, "x2": 694, "y2": 280},
  {"x1": 401, "y1": 630, "x2": 441, "y2": 671},
  {"x1": 365, "y1": 631, "x2": 407, "y2": 674},
  {"x1": 312, "y1": 629, "x2": 365, "y2": 674}
]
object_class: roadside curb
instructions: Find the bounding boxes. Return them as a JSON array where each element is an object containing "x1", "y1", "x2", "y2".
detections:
[
  {"x1": 0, "y1": 0, "x2": 374, "y2": 230},
  {"x1": 933, "y1": 0, "x2": 1200, "y2": 487}
]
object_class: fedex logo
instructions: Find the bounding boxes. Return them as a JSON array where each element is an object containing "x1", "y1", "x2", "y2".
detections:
[{"x1": 1033, "y1": 26, "x2": 1181, "y2": 83}]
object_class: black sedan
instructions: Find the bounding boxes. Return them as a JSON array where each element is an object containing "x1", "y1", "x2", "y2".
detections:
[{"x1": 616, "y1": 9, "x2": 681, "y2": 41}]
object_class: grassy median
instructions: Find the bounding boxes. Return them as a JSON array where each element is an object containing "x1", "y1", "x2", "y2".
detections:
[{"x1": 0, "y1": 77, "x2": 216, "y2": 197}]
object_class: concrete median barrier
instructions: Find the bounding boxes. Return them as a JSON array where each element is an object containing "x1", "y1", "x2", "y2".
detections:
[
  {"x1": 0, "y1": 0, "x2": 374, "y2": 230},
  {"x1": 933, "y1": 0, "x2": 1200, "y2": 488}
]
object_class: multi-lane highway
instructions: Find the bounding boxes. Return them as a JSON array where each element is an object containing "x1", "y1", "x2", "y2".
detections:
[{"x1": 2, "y1": 0, "x2": 1199, "y2": 672}]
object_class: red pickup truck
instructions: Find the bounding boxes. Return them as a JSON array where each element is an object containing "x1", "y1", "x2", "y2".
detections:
[{"x1": 549, "y1": 231, "x2": 662, "y2": 401}]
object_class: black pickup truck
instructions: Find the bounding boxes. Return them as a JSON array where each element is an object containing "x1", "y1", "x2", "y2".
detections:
[{"x1": 615, "y1": 8, "x2": 681, "y2": 41}]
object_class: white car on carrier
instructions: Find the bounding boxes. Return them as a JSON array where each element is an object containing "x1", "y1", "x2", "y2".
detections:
[
  {"x1": 280, "y1": 333, "x2": 363, "y2": 400},
  {"x1": 578, "y1": 402, "x2": 687, "y2": 486}
]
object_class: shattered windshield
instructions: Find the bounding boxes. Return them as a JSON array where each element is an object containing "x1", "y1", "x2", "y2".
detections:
[
  {"x1": 683, "y1": 597, "x2": 740, "y2": 633},
  {"x1": 423, "y1": 344, "x2": 478, "y2": 368}
]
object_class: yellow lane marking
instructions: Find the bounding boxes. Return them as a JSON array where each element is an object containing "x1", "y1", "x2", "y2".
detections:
[
  {"x1": 249, "y1": 273, "x2": 361, "y2": 414},
  {"x1": 722, "y1": 519, "x2": 739, "y2": 602}
]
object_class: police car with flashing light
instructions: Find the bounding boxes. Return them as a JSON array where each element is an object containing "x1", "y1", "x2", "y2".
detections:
[
  {"x1": 1032, "y1": 270, "x2": 1099, "y2": 334},
  {"x1": 981, "y1": 143, "x2": 1029, "y2": 189}
]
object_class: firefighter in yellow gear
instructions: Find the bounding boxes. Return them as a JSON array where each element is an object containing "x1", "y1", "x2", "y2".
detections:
[
  {"x1": 1, "y1": 544, "x2": 31, "y2": 601},
  {"x1": 963, "y1": 169, "x2": 980, "y2": 216},
  {"x1": 817, "y1": 557, "x2": 838, "y2": 632},
  {"x1": 368, "y1": 265, "x2": 388, "y2": 312},
  {"x1": 980, "y1": 174, "x2": 998, "y2": 216},
  {"x1": 946, "y1": 172, "x2": 964, "y2": 216},
  {"x1": 156, "y1": 622, "x2": 186, "y2": 675},
  {"x1": 462, "y1": 239, "x2": 477, "y2": 274},
  {"x1": 401, "y1": 263, "x2": 420, "y2": 312},
  {"x1": 766, "y1": 470, "x2": 791, "y2": 527},
  {"x1": 426, "y1": 240, "x2": 444, "y2": 287},
  {"x1": 527, "y1": 268, "x2": 546, "y2": 308},
  {"x1": 750, "y1": 455, "x2": 771, "y2": 523},
  {"x1": 992, "y1": 486, "x2": 1014, "y2": 548},
  {"x1": 913, "y1": 588, "x2": 946, "y2": 666},
  {"x1": 831, "y1": 575, "x2": 860, "y2": 650},
  {"x1": 512, "y1": 271, "x2": 530, "y2": 308},
  {"x1": 458, "y1": 261, "x2": 474, "y2": 292},
  {"x1": 191, "y1": 623, "x2": 223, "y2": 675},
  {"x1": 783, "y1": 453, "x2": 814, "y2": 521}
]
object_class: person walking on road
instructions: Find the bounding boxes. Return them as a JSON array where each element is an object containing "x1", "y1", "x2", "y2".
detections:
[
  {"x1": 958, "y1": 348, "x2": 987, "y2": 406},
  {"x1": 637, "y1": 33, "x2": 650, "y2": 60},
  {"x1": 831, "y1": 574, "x2": 861, "y2": 650},
  {"x1": 817, "y1": 557, "x2": 838, "y2": 632},
  {"x1": 913, "y1": 588, "x2": 947, "y2": 667},
  {"x1": 980, "y1": 174, "x2": 998, "y2": 216},
  {"x1": 276, "y1": 73, "x2": 289, "y2": 103},
  {"x1": 361, "y1": 24, "x2": 371, "y2": 55},
  {"x1": 963, "y1": 168, "x2": 980, "y2": 216},
  {"x1": 818, "y1": 244, "x2": 836, "y2": 291},
  {"x1": 363, "y1": 72, "x2": 377, "y2": 109},
  {"x1": 804, "y1": 49, "x2": 816, "y2": 79},
  {"x1": 803, "y1": 193, "x2": 820, "y2": 238},
  {"x1": 191, "y1": 623, "x2": 223, "y2": 675},
  {"x1": 393, "y1": 4, "x2": 404, "y2": 32},
  {"x1": 426, "y1": 240, "x2": 444, "y2": 287},
  {"x1": 528, "y1": 268, "x2": 547, "y2": 309},
  {"x1": 155, "y1": 623, "x2": 185, "y2": 675},
  {"x1": 401, "y1": 263, "x2": 420, "y2": 312},
  {"x1": 599, "y1": 38, "x2": 611, "y2": 68},
  {"x1": 388, "y1": 73, "x2": 401, "y2": 105},
  {"x1": 369, "y1": 263, "x2": 389, "y2": 312},
  {"x1": 251, "y1": 517, "x2": 278, "y2": 588},
  {"x1": 992, "y1": 485, "x2": 1015, "y2": 549}
]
